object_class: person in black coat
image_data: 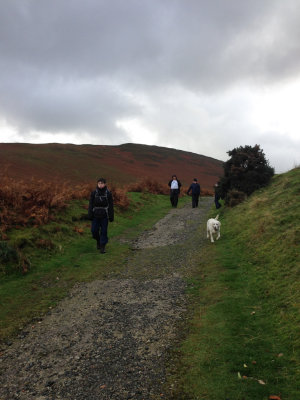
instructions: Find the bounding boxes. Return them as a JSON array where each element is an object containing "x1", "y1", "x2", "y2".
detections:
[
  {"x1": 187, "y1": 178, "x2": 201, "y2": 208},
  {"x1": 214, "y1": 183, "x2": 222, "y2": 209},
  {"x1": 88, "y1": 178, "x2": 114, "y2": 253},
  {"x1": 168, "y1": 175, "x2": 182, "y2": 207}
]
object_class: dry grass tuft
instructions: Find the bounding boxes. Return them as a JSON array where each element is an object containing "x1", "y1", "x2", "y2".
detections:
[{"x1": 127, "y1": 178, "x2": 169, "y2": 195}]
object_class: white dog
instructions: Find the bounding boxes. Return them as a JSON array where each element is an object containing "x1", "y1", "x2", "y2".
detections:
[{"x1": 207, "y1": 215, "x2": 221, "y2": 243}]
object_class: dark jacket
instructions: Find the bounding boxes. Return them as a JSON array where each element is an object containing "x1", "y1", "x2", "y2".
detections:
[
  {"x1": 187, "y1": 182, "x2": 201, "y2": 196},
  {"x1": 88, "y1": 187, "x2": 114, "y2": 222},
  {"x1": 168, "y1": 179, "x2": 182, "y2": 193}
]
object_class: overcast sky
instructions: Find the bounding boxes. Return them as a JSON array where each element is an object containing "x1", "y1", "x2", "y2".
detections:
[{"x1": 1, "y1": 0, "x2": 300, "y2": 172}]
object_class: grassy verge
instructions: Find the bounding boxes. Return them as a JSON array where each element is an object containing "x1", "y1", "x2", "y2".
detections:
[
  {"x1": 169, "y1": 168, "x2": 299, "y2": 399},
  {"x1": 0, "y1": 192, "x2": 182, "y2": 343}
]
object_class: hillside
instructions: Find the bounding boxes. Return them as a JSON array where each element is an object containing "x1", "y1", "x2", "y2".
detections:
[
  {"x1": 0, "y1": 143, "x2": 223, "y2": 189},
  {"x1": 170, "y1": 167, "x2": 300, "y2": 399}
]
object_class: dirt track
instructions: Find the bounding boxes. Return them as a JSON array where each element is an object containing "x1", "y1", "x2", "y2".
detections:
[{"x1": 0, "y1": 197, "x2": 213, "y2": 400}]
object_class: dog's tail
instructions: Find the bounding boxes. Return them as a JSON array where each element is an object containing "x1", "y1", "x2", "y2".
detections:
[{"x1": 215, "y1": 214, "x2": 219, "y2": 220}]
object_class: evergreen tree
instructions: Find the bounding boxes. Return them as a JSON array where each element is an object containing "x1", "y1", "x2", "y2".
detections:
[{"x1": 219, "y1": 144, "x2": 274, "y2": 205}]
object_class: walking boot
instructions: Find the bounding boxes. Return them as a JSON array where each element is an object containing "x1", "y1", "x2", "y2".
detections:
[{"x1": 100, "y1": 244, "x2": 106, "y2": 254}]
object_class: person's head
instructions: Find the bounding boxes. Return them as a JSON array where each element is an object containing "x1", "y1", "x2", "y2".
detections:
[
  {"x1": 193, "y1": 178, "x2": 197, "y2": 182},
  {"x1": 172, "y1": 175, "x2": 177, "y2": 180},
  {"x1": 97, "y1": 177, "x2": 106, "y2": 189}
]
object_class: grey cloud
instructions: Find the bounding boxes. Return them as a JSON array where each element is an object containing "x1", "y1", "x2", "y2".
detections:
[
  {"x1": 0, "y1": 0, "x2": 163, "y2": 78},
  {"x1": 0, "y1": 0, "x2": 300, "y2": 172},
  {"x1": 2, "y1": 0, "x2": 300, "y2": 88},
  {"x1": 0, "y1": 72, "x2": 140, "y2": 138}
]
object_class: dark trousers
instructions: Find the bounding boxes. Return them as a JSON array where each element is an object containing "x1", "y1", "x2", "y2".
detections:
[
  {"x1": 214, "y1": 194, "x2": 221, "y2": 209},
  {"x1": 192, "y1": 194, "x2": 200, "y2": 208},
  {"x1": 170, "y1": 189, "x2": 179, "y2": 207},
  {"x1": 91, "y1": 217, "x2": 108, "y2": 245}
]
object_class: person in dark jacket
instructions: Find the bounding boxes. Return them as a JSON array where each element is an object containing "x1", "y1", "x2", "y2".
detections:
[
  {"x1": 214, "y1": 183, "x2": 222, "y2": 209},
  {"x1": 88, "y1": 178, "x2": 114, "y2": 253},
  {"x1": 168, "y1": 175, "x2": 182, "y2": 207},
  {"x1": 187, "y1": 178, "x2": 201, "y2": 208}
]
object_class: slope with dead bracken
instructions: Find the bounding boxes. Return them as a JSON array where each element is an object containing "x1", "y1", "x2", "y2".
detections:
[{"x1": 0, "y1": 142, "x2": 223, "y2": 189}]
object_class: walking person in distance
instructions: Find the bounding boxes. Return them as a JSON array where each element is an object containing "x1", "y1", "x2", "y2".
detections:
[
  {"x1": 88, "y1": 178, "x2": 114, "y2": 253},
  {"x1": 187, "y1": 178, "x2": 201, "y2": 208},
  {"x1": 168, "y1": 174, "x2": 182, "y2": 207},
  {"x1": 214, "y1": 182, "x2": 222, "y2": 209}
]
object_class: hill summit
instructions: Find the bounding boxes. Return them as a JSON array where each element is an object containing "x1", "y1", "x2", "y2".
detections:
[{"x1": 0, "y1": 142, "x2": 223, "y2": 189}]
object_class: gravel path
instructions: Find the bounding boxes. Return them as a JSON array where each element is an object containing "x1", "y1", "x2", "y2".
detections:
[{"x1": 0, "y1": 197, "x2": 213, "y2": 400}]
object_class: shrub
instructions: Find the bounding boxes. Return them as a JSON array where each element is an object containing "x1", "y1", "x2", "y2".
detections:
[
  {"x1": 110, "y1": 186, "x2": 130, "y2": 210},
  {"x1": 200, "y1": 188, "x2": 214, "y2": 196},
  {"x1": 0, "y1": 241, "x2": 20, "y2": 275},
  {"x1": 0, "y1": 176, "x2": 131, "y2": 231},
  {"x1": 226, "y1": 190, "x2": 247, "y2": 207},
  {"x1": 0, "y1": 241, "x2": 19, "y2": 263},
  {"x1": 127, "y1": 178, "x2": 168, "y2": 195},
  {"x1": 0, "y1": 176, "x2": 70, "y2": 230},
  {"x1": 219, "y1": 144, "x2": 274, "y2": 206}
]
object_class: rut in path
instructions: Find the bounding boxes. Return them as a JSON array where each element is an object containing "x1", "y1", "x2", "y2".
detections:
[{"x1": 0, "y1": 197, "x2": 213, "y2": 400}]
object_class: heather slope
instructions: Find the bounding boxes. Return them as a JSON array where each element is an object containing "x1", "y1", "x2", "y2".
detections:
[{"x1": 0, "y1": 142, "x2": 223, "y2": 189}]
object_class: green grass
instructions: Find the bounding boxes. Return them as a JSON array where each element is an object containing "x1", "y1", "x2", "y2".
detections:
[
  {"x1": 0, "y1": 192, "x2": 181, "y2": 342},
  {"x1": 168, "y1": 168, "x2": 300, "y2": 399},
  {"x1": 2, "y1": 168, "x2": 299, "y2": 398}
]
